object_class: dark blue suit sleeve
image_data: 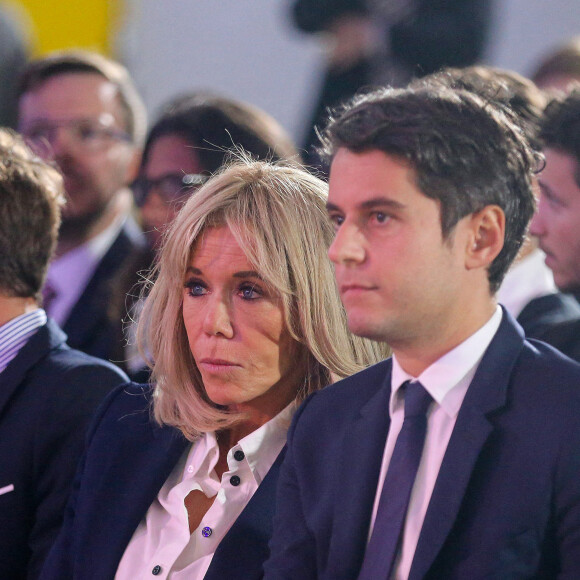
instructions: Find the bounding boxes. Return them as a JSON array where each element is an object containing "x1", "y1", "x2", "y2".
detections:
[{"x1": 38, "y1": 381, "x2": 130, "y2": 580}]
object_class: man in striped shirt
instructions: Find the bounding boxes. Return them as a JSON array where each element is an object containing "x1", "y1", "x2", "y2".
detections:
[{"x1": 0, "y1": 129, "x2": 128, "y2": 579}]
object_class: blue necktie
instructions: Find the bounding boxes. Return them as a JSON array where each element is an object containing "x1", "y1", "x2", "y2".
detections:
[{"x1": 357, "y1": 381, "x2": 433, "y2": 580}]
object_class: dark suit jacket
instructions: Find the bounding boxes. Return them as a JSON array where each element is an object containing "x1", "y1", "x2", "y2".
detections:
[
  {"x1": 0, "y1": 319, "x2": 128, "y2": 580},
  {"x1": 61, "y1": 216, "x2": 148, "y2": 368},
  {"x1": 264, "y1": 311, "x2": 580, "y2": 579},
  {"x1": 40, "y1": 382, "x2": 288, "y2": 580},
  {"x1": 517, "y1": 292, "x2": 580, "y2": 341}
]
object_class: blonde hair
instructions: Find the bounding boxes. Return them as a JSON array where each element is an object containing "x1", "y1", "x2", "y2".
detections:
[{"x1": 138, "y1": 159, "x2": 387, "y2": 440}]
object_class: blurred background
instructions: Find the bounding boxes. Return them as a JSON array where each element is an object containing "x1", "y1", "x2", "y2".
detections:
[{"x1": 4, "y1": 0, "x2": 580, "y2": 142}]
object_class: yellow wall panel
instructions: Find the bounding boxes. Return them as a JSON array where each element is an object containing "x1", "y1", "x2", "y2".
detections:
[{"x1": 16, "y1": 0, "x2": 115, "y2": 55}]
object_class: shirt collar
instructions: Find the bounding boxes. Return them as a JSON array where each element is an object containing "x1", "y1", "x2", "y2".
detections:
[
  {"x1": 391, "y1": 305, "x2": 502, "y2": 418},
  {"x1": 182, "y1": 401, "x2": 296, "y2": 486},
  {"x1": 0, "y1": 309, "x2": 46, "y2": 374}
]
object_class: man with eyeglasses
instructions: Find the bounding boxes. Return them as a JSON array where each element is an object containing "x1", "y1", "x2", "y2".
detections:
[{"x1": 17, "y1": 50, "x2": 148, "y2": 370}]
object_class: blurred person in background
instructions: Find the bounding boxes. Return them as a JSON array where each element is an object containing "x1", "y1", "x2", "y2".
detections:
[
  {"x1": 134, "y1": 92, "x2": 298, "y2": 249},
  {"x1": 530, "y1": 88, "x2": 580, "y2": 360},
  {"x1": 16, "y1": 50, "x2": 148, "y2": 370},
  {"x1": 532, "y1": 36, "x2": 580, "y2": 93},
  {"x1": 40, "y1": 159, "x2": 386, "y2": 580},
  {"x1": 412, "y1": 65, "x2": 580, "y2": 345},
  {"x1": 291, "y1": 0, "x2": 492, "y2": 170},
  {"x1": 0, "y1": 129, "x2": 128, "y2": 580}
]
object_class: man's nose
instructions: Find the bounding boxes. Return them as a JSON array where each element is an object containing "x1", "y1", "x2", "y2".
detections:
[{"x1": 328, "y1": 222, "x2": 366, "y2": 265}]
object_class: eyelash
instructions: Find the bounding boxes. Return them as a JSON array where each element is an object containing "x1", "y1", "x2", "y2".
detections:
[{"x1": 183, "y1": 279, "x2": 263, "y2": 300}]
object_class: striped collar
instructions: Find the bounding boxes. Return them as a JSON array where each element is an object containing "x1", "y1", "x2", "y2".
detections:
[{"x1": 0, "y1": 309, "x2": 47, "y2": 375}]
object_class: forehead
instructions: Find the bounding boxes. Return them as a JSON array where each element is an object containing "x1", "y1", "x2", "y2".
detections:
[
  {"x1": 145, "y1": 133, "x2": 203, "y2": 178},
  {"x1": 541, "y1": 148, "x2": 580, "y2": 192},
  {"x1": 328, "y1": 148, "x2": 427, "y2": 208},
  {"x1": 18, "y1": 72, "x2": 124, "y2": 125},
  {"x1": 192, "y1": 225, "x2": 249, "y2": 264}
]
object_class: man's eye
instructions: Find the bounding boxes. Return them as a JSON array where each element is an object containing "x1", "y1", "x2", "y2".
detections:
[
  {"x1": 77, "y1": 125, "x2": 100, "y2": 141},
  {"x1": 329, "y1": 214, "x2": 344, "y2": 227},
  {"x1": 372, "y1": 212, "x2": 390, "y2": 224}
]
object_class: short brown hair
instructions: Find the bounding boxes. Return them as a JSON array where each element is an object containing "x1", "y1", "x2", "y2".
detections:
[
  {"x1": 18, "y1": 49, "x2": 147, "y2": 145},
  {"x1": 0, "y1": 129, "x2": 65, "y2": 300}
]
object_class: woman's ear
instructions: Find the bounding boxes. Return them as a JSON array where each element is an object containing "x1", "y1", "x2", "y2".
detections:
[{"x1": 465, "y1": 205, "x2": 505, "y2": 270}]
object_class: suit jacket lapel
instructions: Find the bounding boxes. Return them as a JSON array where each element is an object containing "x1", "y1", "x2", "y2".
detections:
[
  {"x1": 326, "y1": 364, "x2": 393, "y2": 579},
  {"x1": 63, "y1": 220, "x2": 145, "y2": 351},
  {"x1": 205, "y1": 448, "x2": 287, "y2": 580},
  {"x1": 0, "y1": 320, "x2": 65, "y2": 415},
  {"x1": 410, "y1": 310, "x2": 525, "y2": 580}
]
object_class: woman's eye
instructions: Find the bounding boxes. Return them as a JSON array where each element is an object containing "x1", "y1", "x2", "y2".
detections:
[
  {"x1": 184, "y1": 280, "x2": 207, "y2": 297},
  {"x1": 239, "y1": 284, "x2": 261, "y2": 300}
]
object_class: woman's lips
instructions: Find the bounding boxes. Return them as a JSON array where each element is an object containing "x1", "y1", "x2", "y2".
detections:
[{"x1": 199, "y1": 358, "x2": 241, "y2": 371}]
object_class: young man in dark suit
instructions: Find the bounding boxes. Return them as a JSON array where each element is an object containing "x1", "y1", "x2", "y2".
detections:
[
  {"x1": 530, "y1": 89, "x2": 580, "y2": 361},
  {"x1": 264, "y1": 86, "x2": 580, "y2": 579},
  {"x1": 0, "y1": 130, "x2": 128, "y2": 579}
]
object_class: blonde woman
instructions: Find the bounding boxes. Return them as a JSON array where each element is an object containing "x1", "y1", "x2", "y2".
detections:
[{"x1": 41, "y1": 160, "x2": 387, "y2": 580}]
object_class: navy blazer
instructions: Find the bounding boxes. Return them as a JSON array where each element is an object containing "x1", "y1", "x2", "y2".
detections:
[
  {"x1": 517, "y1": 292, "x2": 580, "y2": 347},
  {"x1": 40, "y1": 383, "x2": 288, "y2": 580},
  {"x1": 0, "y1": 319, "x2": 128, "y2": 579},
  {"x1": 264, "y1": 311, "x2": 580, "y2": 579},
  {"x1": 61, "y1": 216, "x2": 148, "y2": 366}
]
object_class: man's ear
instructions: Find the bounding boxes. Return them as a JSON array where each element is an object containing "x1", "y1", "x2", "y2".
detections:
[{"x1": 465, "y1": 205, "x2": 505, "y2": 270}]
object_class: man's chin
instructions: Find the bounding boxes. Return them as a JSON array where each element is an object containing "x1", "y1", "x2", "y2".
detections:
[{"x1": 347, "y1": 316, "x2": 389, "y2": 342}]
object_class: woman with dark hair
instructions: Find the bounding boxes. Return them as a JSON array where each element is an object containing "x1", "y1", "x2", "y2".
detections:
[{"x1": 133, "y1": 92, "x2": 298, "y2": 248}]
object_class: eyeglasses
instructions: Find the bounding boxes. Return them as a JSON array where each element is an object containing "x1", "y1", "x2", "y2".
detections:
[
  {"x1": 132, "y1": 172, "x2": 209, "y2": 207},
  {"x1": 19, "y1": 114, "x2": 132, "y2": 157}
]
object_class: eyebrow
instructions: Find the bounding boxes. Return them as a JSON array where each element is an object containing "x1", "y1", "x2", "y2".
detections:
[
  {"x1": 185, "y1": 266, "x2": 263, "y2": 280},
  {"x1": 326, "y1": 196, "x2": 406, "y2": 212}
]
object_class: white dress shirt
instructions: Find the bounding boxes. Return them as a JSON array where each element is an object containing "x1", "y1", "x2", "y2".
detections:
[
  {"x1": 369, "y1": 306, "x2": 503, "y2": 580},
  {"x1": 115, "y1": 402, "x2": 296, "y2": 580},
  {"x1": 0, "y1": 309, "x2": 46, "y2": 375},
  {"x1": 496, "y1": 248, "x2": 557, "y2": 318},
  {"x1": 44, "y1": 212, "x2": 126, "y2": 326}
]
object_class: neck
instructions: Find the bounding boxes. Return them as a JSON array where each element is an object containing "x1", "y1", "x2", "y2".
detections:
[
  {"x1": 0, "y1": 296, "x2": 38, "y2": 327},
  {"x1": 56, "y1": 189, "x2": 131, "y2": 256},
  {"x1": 393, "y1": 297, "x2": 497, "y2": 378}
]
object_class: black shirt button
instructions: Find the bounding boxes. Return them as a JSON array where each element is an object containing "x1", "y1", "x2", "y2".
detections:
[
  {"x1": 202, "y1": 526, "x2": 212, "y2": 537},
  {"x1": 230, "y1": 475, "x2": 241, "y2": 486},
  {"x1": 234, "y1": 450, "x2": 245, "y2": 461},
  {"x1": 152, "y1": 564, "x2": 162, "y2": 575}
]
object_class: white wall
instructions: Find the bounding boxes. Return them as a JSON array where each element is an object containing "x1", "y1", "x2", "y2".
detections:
[{"x1": 118, "y1": 0, "x2": 580, "y2": 143}]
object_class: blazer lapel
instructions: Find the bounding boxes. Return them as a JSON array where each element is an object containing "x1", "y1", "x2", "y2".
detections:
[
  {"x1": 80, "y1": 407, "x2": 189, "y2": 578},
  {"x1": 0, "y1": 320, "x2": 65, "y2": 415},
  {"x1": 205, "y1": 448, "x2": 287, "y2": 580},
  {"x1": 410, "y1": 310, "x2": 525, "y2": 580},
  {"x1": 326, "y1": 365, "x2": 393, "y2": 579}
]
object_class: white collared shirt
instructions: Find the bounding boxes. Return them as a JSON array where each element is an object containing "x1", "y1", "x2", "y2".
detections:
[
  {"x1": 0, "y1": 309, "x2": 46, "y2": 375},
  {"x1": 115, "y1": 402, "x2": 296, "y2": 580},
  {"x1": 44, "y1": 212, "x2": 126, "y2": 326},
  {"x1": 496, "y1": 248, "x2": 557, "y2": 318},
  {"x1": 368, "y1": 306, "x2": 503, "y2": 580}
]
